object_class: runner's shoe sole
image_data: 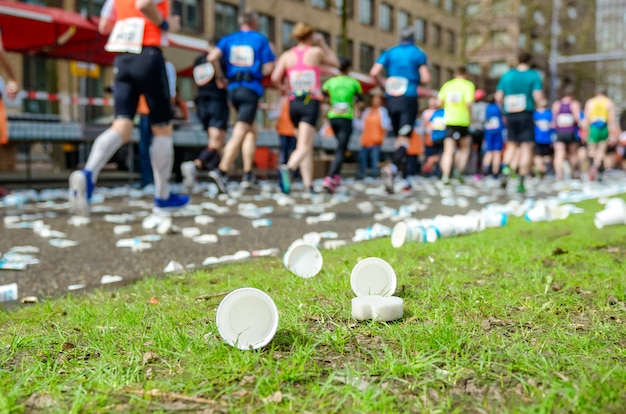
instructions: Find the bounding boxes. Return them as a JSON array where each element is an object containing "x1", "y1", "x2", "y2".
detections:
[
  {"x1": 180, "y1": 161, "x2": 197, "y2": 192},
  {"x1": 208, "y1": 170, "x2": 228, "y2": 194},
  {"x1": 69, "y1": 170, "x2": 90, "y2": 217}
]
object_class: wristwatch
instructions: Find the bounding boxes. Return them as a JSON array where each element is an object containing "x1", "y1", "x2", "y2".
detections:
[{"x1": 159, "y1": 19, "x2": 169, "y2": 31}]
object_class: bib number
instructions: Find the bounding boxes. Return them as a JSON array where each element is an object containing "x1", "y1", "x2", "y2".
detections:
[
  {"x1": 105, "y1": 18, "x2": 145, "y2": 54},
  {"x1": 535, "y1": 119, "x2": 551, "y2": 132},
  {"x1": 447, "y1": 91, "x2": 463, "y2": 104},
  {"x1": 229, "y1": 45, "x2": 254, "y2": 67},
  {"x1": 431, "y1": 117, "x2": 446, "y2": 131},
  {"x1": 484, "y1": 117, "x2": 501, "y2": 131},
  {"x1": 556, "y1": 113, "x2": 574, "y2": 128},
  {"x1": 385, "y1": 77, "x2": 409, "y2": 97},
  {"x1": 331, "y1": 102, "x2": 350, "y2": 115},
  {"x1": 289, "y1": 70, "x2": 316, "y2": 93},
  {"x1": 193, "y1": 62, "x2": 215, "y2": 86},
  {"x1": 504, "y1": 94, "x2": 527, "y2": 113}
]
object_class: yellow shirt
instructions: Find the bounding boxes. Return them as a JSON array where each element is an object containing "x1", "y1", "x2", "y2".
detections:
[{"x1": 438, "y1": 78, "x2": 475, "y2": 127}]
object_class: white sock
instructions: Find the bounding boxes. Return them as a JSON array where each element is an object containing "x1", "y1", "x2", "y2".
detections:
[
  {"x1": 150, "y1": 136, "x2": 173, "y2": 199},
  {"x1": 85, "y1": 129, "x2": 123, "y2": 183}
]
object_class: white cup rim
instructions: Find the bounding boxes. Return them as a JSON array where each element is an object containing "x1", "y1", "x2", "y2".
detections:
[{"x1": 350, "y1": 257, "x2": 397, "y2": 297}]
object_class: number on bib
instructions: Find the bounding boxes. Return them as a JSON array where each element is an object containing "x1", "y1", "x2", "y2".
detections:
[
  {"x1": 556, "y1": 113, "x2": 574, "y2": 128},
  {"x1": 447, "y1": 91, "x2": 463, "y2": 104},
  {"x1": 105, "y1": 18, "x2": 145, "y2": 54},
  {"x1": 229, "y1": 45, "x2": 254, "y2": 67},
  {"x1": 331, "y1": 102, "x2": 350, "y2": 114},
  {"x1": 385, "y1": 77, "x2": 409, "y2": 97},
  {"x1": 484, "y1": 117, "x2": 501, "y2": 131},
  {"x1": 193, "y1": 62, "x2": 215, "y2": 86},
  {"x1": 504, "y1": 94, "x2": 527, "y2": 113},
  {"x1": 535, "y1": 120, "x2": 550, "y2": 132},
  {"x1": 431, "y1": 117, "x2": 446, "y2": 131},
  {"x1": 289, "y1": 70, "x2": 316, "y2": 93}
]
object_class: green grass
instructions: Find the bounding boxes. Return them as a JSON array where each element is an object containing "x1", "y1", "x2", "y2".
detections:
[{"x1": 1, "y1": 198, "x2": 626, "y2": 413}]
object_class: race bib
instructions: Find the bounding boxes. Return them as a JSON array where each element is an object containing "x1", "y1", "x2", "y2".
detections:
[
  {"x1": 447, "y1": 91, "x2": 463, "y2": 104},
  {"x1": 504, "y1": 94, "x2": 527, "y2": 113},
  {"x1": 431, "y1": 117, "x2": 446, "y2": 131},
  {"x1": 193, "y1": 62, "x2": 215, "y2": 86},
  {"x1": 229, "y1": 45, "x2": 254, "y2": 67},
  {"x1": 535, "y1": 120, "x2": 551, "y2": 132},
  {"x1": 331, "y1": 102, "x2": 350, "y2": 114},
  {"x1": 289, "y1": 70, "x2": 316, "y2": 93},
  {"x1": 105, "y1": 18, "x2": 145, "y2": 54},
  {"x1": 484, "y1": 116, "x2": 501, "y2": 131},
  {"x1": 385, "y1": 77, "x2": 409, "y2": 97},
  {"x1": 556, "y1": 113, "x2": 574, "y2": 128}
]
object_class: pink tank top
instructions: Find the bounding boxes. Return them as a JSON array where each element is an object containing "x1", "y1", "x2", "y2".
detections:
[{"x1": 286, "y1": 46, "x2": 322, "y2": 100}]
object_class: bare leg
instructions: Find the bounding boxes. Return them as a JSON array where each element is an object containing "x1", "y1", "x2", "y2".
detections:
[
  {"x1": 287, "y1": 122, "x2": 316, "y2": 189},
  {"x1": 440, "y1": 138, "x2": 456, "y2": 178},
  {"x1": 242, "y1": 126, "x2": 257, "y2": 173},
  {"x1": 518, "y1": 142, "x2": 534, "y2": 176},
  {"x1": 454, "y1": 136, "x2": 472, "y2": 174},
  {"x1": 218, "y1": 121, "x2": 250, "y2": 173},
  {"x1": 553, "y1": 142, "x2": 566, "y2": 180}
]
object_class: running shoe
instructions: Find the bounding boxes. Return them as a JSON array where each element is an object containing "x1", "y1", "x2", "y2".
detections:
[
  {"x1": 332, "y1": 174, "x2": 342, "y2": 187},
  {"x1": 516, "y1": 183, "x2": 526, "y2": 194},
  {"x1": 441, "y1": 175, "x2": 451, "y2": 186},
  {"x1": 180, "y1": 161, "x2": 197, "y2": 192},
  {"x1": 208, "y1": 169, "x2": 229, "y2": 194},
  {"x1": 240, "y1": 171, "x2": 257, "y2": 190},
  {"x1": 381, "y1": 165, "x2": 395, "y2": 194},
  {"x1": 69, "y1": 169, "x2": 93, "y2": 217},
  {"x1": 323, "y1": 176, "x2": 336, "y2": 194},
  {"x1": 154, "y1": 193, "x2": 190, "y2": 212},
  {"x1": 277, "y1": 165, "x2": 291, "y2": 194}
]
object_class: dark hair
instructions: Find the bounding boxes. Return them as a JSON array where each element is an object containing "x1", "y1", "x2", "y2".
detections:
[
  {"x1": 517, "y1": 51, "x2": 532, "y2": 64},
  {"x1": 562, "y1": 84, "x2": 575, "y2": 97},
  {"x1": 456, "y1": 66, "x2": 467, "y2": 76},
  {"x1": 339, "y1": 57, "x2": 352, "y2": 73}
]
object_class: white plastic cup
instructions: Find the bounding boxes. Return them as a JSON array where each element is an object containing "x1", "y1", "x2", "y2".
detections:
[
  {"x1": 351, "y1": 295, "x2": 404, "y2": 322},
  {"x1": 350, "y1": 257, "x2": 397, "y2": 297},
  {"x1": 216, "y1": 288, "x2": 279, "y2": 350},
  {"x1": 524, "y1": 204, "x2": 551, "y2": 222},
  {"x1": 594, "y1": 206, "x2": 626, "y2": 229},
  {"x1": 283, "y1": 242, "x2": 323, "y2": 278},
  {"x1": 452, "y1": 215, "x2": 481, "y2": 235},
  {"x1": 605, "y1": 198, "x2": 626, "y2": 210},
  {"x1": 391, "y1": 222, "x2": 426, "y2": 248},
  {"x1": 481, "y1": 212, "x2": 508, "y2": 229},
  {"x1": 432, "y1": 217, "x2": 456, "y2": 238}
]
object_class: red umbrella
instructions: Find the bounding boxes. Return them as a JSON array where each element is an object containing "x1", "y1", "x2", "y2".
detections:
[{"x1": 0, "y1": 0, "x2": 113, "y2": 64}]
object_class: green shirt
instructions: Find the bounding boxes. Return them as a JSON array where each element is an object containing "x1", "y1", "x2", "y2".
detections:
[
  {"x1": 438, "y1": 78, "x2": 475, "y2": 127},
  {"x1": 322, "y1": 75, "x2": 363, "y2": 119},
  {"x1": 496, "y1": 68, "x2": 543, "y2": 114}
]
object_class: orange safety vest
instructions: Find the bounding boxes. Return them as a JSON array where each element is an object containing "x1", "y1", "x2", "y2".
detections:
[{"x1": 361, "y1": 108, "x2": 385, "y2": 147}]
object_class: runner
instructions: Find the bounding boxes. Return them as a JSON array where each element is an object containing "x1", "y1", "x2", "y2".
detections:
[
  {"x1": 533, "y1": 98, "x2": 554, "y2": 178},
  {"x1": 69, "y1": 0, "x2": 189, "y2": 216},
  {"x1": 421, "y1": 98, "x2": 443, "y2": 177},
  {"x1": 437, "y1": 66, "x2": 475, "y2": 184},
  {"x1": 482, "y1": 94, "x2": 504, "y2": 178},
  {"x1": 495, "y1": 51, "x2": 544, "y2": 193},
  {"x1": 206, "y1": 9, "x2": 275, "y2": 193},
  {"x1": 321, "y1": 57, "x2": 363, "y2": 193},
  {"x1": 180, "y1": 38, "x2": 229, "y2": 192},
  {"x1": 369, "y1": 26, "x2": 431, "y2": 194},
  {"x1": 584, "y1": 87, "x2": 618, "y2": 181},
  {"x1": 271, "y1": 22, "x2": 339, "y2": 194},
  {"x1": 470, "y1": 89, "x2": 487, "y2": 177},
  {"x1": 552, "y1": 85, "x2": 581, "y2": 181}
]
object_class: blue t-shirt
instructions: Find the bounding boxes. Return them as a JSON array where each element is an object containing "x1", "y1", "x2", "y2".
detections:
[
  {"x1": 534, "y1": 109, "x2": 554, "y2": 145},
  {"x1": 430, "y1": 108, "x2": 446, "y2": 141},
  {"x1": 484, "y1": 103, "x2": 503, "y2": 134},
  {"x1": 376, "y1": 43, "x2": 428, "y2": 98},
  {"x1": 217, "y1": 30, "x2": 275, "y2": 97}
]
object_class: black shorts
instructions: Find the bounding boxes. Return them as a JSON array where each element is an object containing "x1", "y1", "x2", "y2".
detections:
[
  {"x1": 113, "y1": 47, "x2": 172, "y2": 125},
  {"x1": 556, "y1": 131, "x2": 578, "y2": 144},
  {"x1": 386, "y1": 96, "x2": 418, "y2": 137},
  {"x1": 505, "y1": 111, "x2": 535, "y2": 143},
  {"x1": 426, "y1": 141, "x2": 444, "y2": 157},
  {"x1": 229, "y1": 87, "x2": 260, "y2": 124},
  {"x1": 196, "y1": 96, "x2": 229, "y2": 131},
  {"x1": 445, "y1": 126, "x2": 470, "y2": 140},
  {"x1": 289, "y1": 97, "x2": 320, "y2": 127},
  {"x1": 534, "y1": 143, "x2": 553, "y2": 157}
]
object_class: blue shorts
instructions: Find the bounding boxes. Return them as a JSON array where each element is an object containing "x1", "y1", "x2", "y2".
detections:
[{"x1": 483, "y1": 131, "x2": 503, "y2": 152}]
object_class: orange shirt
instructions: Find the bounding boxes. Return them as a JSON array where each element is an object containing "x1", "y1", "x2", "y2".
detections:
[
  {"x1": 407, "y1": 129, "x2": 423, "y2": 156},
  {"x1": 361, "y1": 108, "x2": 385, "y2": 147},
  {"x1": 113, "y1": 0, "x2": 168, "y2": 47},
  {"x1": 275, "y1": 98, "x2": 295, "y2": 137},
  {"x1": 137, "y1": 95, "x2": 149, "y2": 115}
]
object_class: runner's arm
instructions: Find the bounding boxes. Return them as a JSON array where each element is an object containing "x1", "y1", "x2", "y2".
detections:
[
  {"x1": 99, "y1": 0, "x2": 116, "y2": 35},
  {"x1": 208, "y1": 47, "x2": 226, "y2": 88},
  {"x1": 571, "y1": 100, "x2": 582, "y2": 125},
  {"x1": 551, "y1": 101, "x2": 560, "y2": 127},
  {"x1": 314, "y1": 37, "x2": 339, "y2": 68},
  {"x1": 418, "y1": 64, "x2": 431, "y2": 86},
  {"x1": 270, "y1": 55, "x2": 288, "y2": 93},
  {"x1": 136, "y1": 0, "x2": 173, "y2": 29}
]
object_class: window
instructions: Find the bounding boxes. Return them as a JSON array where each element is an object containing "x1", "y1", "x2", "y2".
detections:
[
  {"x1": 489, "y1": 61, "x2": 509, "y2": 78},
  {"x1": 432, "y1": 24, "x2": 442, "y2": 47},
  {"x1": 335, "y1": 0, "x2": 354, "y2": 17},
  {"x1": 379, "y1": 3, "x2": 393, "y2": 31},
  {"x1": 311, "y1": 0, "x2": 329, "y2": 9},
  {"x1": 76, "y1": 0, "x2": 105, "y2": 17},
  {"x1": 359, "y1": 43, "x2": 375, "y2": 73},
  {"x1": 518, "y1": 33, "x2": 527, "y2": 49},
  {"x1": 214, "y1": 2, "x2": 237, "y2": 38},
  {"x1": 492, "y1": 0, "x2": 507, "y2": 17},
  {"x1": 533, "y1": 10, "x2": 546, "y2": 25},
  {"x1": 466, "y1": 32, "x2": 482, "y2": 51},
  {"x1": 335, "y1": 37, "x2": 354, "y2": 61},
  {"x1": 398, "y1": 10, "x2": 410, "y2": 32},
  {"x1": 466, "y1": 2, "x2": 480, "y2": 16},
  {"x1": 23, "y1": 56, "x2": 57, "y2": 115},
  {"x1": 446, "y1": 29, "x2": 456, "y2": 54},
  {"x1": 258, "y1": 14, "x2": 276, "y2": 42},
  {"x1": 173, "y1": 0, "x2": 202, "y2": 32},
  {"x1": 444, "y1": 0, "x2": 454, "y2": 13},
  {"x1": 532, "y1": 40, "x2": 546, "y2": 54},
  {"x1": 282, "y1": 20, "x2": 296, "y2": 49},
  {"x1": 319, "y1": 30, "x2": 332, "y2": 46},
  {"x1": 445, "y1": 68, "x2": 454, "y2": 81},
  {"x1": 430, "y1": 0, "x2": 441, "y2": 8},
  {"x1": 431, "y1": 64, "x2": 441, "y2": 88},
  {"x1": 359, "y1": 0, "x2": 373, "y2": 25},
  {"x1": 491, "y1": 30, "x2": 509, "y2": 47},
  {"x1": 467, "y1": 62, "x2": 482, "y2": 76},
  {"x1": 567, "y1": 6, "x2": 577, "y2": 19},
  {"x1": 415, "y1": 18, "x2": 427, "y2": 44}
]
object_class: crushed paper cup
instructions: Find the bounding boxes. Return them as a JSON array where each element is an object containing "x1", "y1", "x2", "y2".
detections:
[
  {"x1": 194, "y1": 215, "x2": 215, "y2": 225},
  {"x1": 352, "y1": 296, "x2": 404, "y2": 322},
  {"x1": 350, "y1": 257, "x2": 396, "y2": 297},
  {"x1": 182, "y1": 227, "x2": 202, "y2": 238},
  {"x1": 216, "y1": 287, "x2": 279, "y2": 350},
  {"x1": 163, "y1": 260, "x2": 184, "y2": 273},
  {"x1": 0, "y1": 283, "x2": 18, "y2": 302},
  {"x1": 594, "y1": 205, "x2": 626, "y2": 229},
  {"x1": 283, "y1": 242, "x2": 323, "y2": 278},
  {"x1": 100, "y1": 275, "x2": 123, "y2": 284},
  {"x1": 192, "y1": 234, "x2": 219, "y2": 244}
]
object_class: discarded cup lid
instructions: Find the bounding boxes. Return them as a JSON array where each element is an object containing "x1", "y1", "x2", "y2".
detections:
[
  {"x1": 216, "y1": 287, "x2": 279, "y2": 350},
  {"x1": 283, "y1": 242, "x2": 323, "y2": 278},
  {"x1": 350, "y1": 257, "x2": 397, "y2": 297}
]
